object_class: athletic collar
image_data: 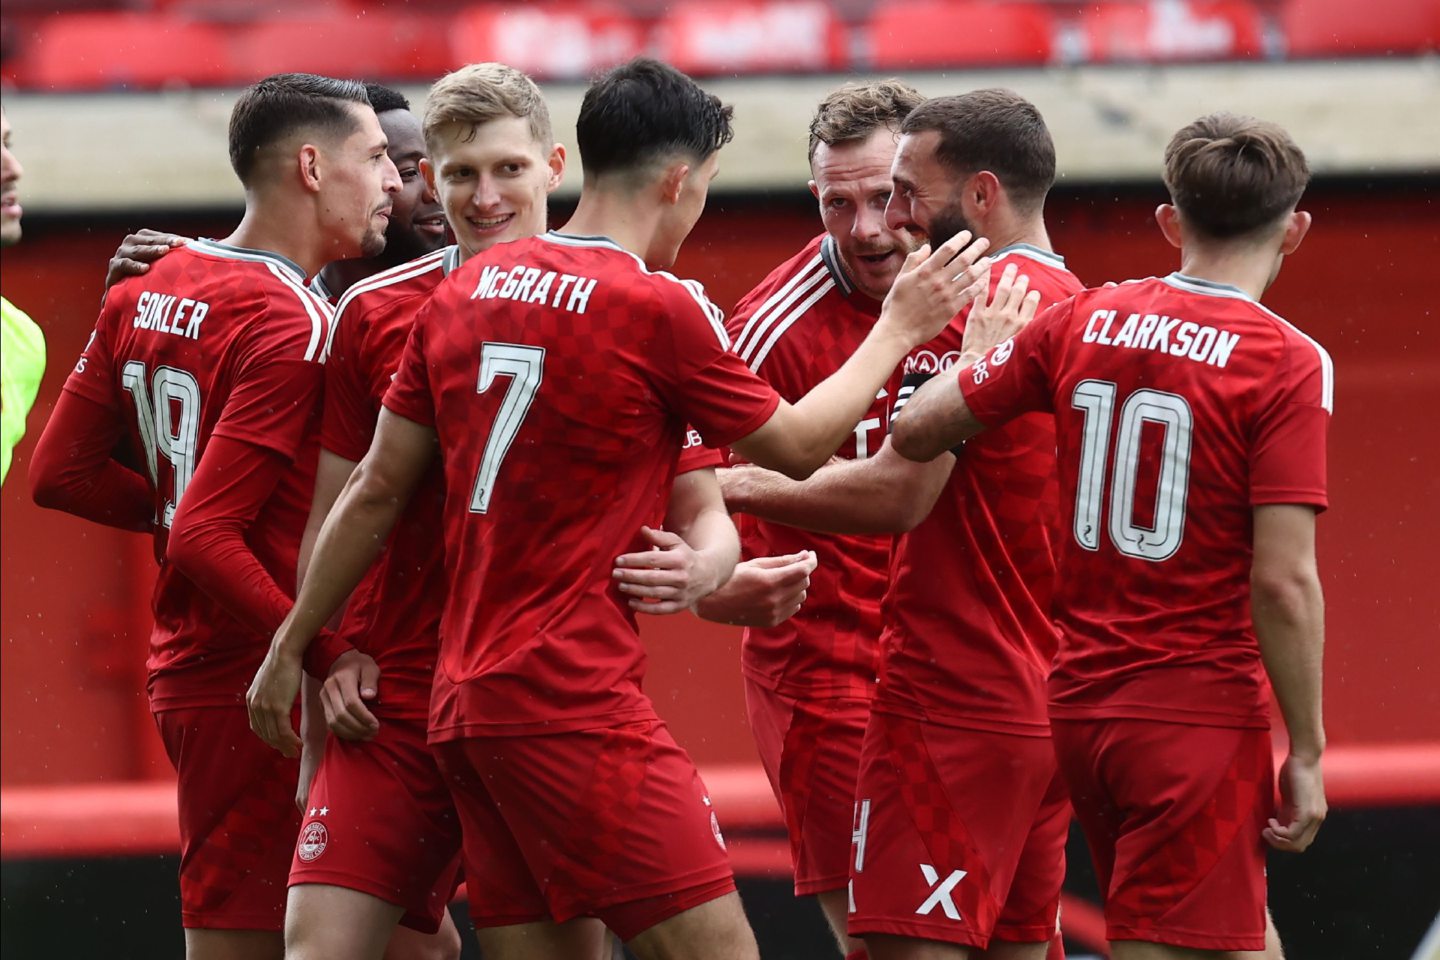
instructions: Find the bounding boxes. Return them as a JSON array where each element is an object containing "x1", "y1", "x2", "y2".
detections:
[
  {"x1": 190, "y1": 238, "x2": 307, "y2": 280},
  {"x1": 992, "y1": 242, "x2": 1066, "y2": 268},
  {"x1": 819, "y1": 234, "x2": 857, "y2": 298}
]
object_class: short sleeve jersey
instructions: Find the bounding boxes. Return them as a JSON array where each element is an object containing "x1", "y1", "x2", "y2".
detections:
[
  {"x1": 880, "y1": 245, "x2": 1083, "y2": 736},
  {"x1": 727, "y1": 234, "x2": 890, "y2": 699},
  {"x1": 319, "y1": 245, "x2": 459, "y2": 721},
  {"x1": 383, "y1": 232, "x2": 780, "y2": 739},
  {"x1": 960, "y1": 272, "x2": 1333, "y2": 728},
  {"x1": 62, "y1": 239, "x2": 331, "y2": 709}
]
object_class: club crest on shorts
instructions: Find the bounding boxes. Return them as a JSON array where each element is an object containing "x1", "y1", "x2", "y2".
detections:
[
  {"x1": 703, "y1": 795, "x2": 726, "y2": 850},
  {"x1": 297, "y1": 820, "x2": 328, "y2": 862}
]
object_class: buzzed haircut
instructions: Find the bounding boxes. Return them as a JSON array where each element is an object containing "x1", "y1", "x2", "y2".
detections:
[
  {"x1": 364, "y1": 82, "x2": 411, "y2": 115},
  {"x1": 228, "y1": 73, "x2": 372, "y2": 185},
  {"x1": 900, "y1": 89, "x2": 1056, "y2": 214},
  {"x1": 575, "y1": 58, "x2": 734, "y2": 181},
  {"x1": 422, "y1": 62, "x2": 553, "y2": 155},
  {"x1": 1164, "y1": 113, "x2": 1310, "y2": 240},
  {"x1": 808, "y1": 79, "x2": 925, "y2": 163}
]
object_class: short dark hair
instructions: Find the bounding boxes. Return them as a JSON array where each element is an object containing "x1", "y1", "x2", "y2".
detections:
[
  {"x1": 228, "y1": 73, "x2": 372, "y2": 185},
  {"x1": 900, "y1": 89, "x2": 1055, "y2": 214},
  {"x1": 576, "y1": 58, "x2": 734, "y2": 181},
  {"x1": 364, "y1": 82, "x2": 410, "y2": 115},
  {"x1": 1164, "y1": 113, "x2": 1310, "y2": 239},
  {"x1": 809, "y1": 79, "x2": 924, "y2": 164}
]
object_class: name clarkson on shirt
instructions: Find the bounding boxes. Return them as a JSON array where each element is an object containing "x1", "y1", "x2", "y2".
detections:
[
  {"x1": 132, "y1": 291, "x2": 209, "y2": 341},
  {"x1": 471, "y1": 264, "x2": 598, "y2": 314},
  {"x1": 1082, "y1": 308, "x2": 1240, "y2": 369}
]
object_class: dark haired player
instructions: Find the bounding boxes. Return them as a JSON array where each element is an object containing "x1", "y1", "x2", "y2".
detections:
[
  {"x1": 264, "y1": 57, "x2": 990, "y2": 960},
  {"x1": 31, "y1": 73, "x2": 399, "y2": 960},
  {"x1": 893, "y1": 112, "x2": 1330, "y2": 960}
]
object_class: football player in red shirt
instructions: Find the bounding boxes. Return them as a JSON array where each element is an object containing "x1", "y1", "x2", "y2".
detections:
[
  {"x1": 259, "y1": 58, "x2": 990, "y2": 960},
  {"x1": 722, "y1": 91, "x2": 1081, "y2": 960},
  {"x1": 893, "y1": 113, "x2": 1329, "y2": 960},
  {"x1": 30, "y1": 74, "x2": 400, "y2": 960},
  {"x1": 693, "y1": 79, "x2": 924, "y2": 958}
]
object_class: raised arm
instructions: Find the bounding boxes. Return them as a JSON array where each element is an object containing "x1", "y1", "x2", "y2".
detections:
[{"x1": 1251, "y1": 503, "x2": 1326, "y2": 854}]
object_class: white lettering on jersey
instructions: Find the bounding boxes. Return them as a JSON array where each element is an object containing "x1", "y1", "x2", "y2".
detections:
[
  {"x1": 1081, "y1": 309, "x2": 1240, "y2": 368},
  {"x1": 470, "y1": 263, "x2": 597, "y2": 315},
  {"x1": 916, "y1": 864, "x2": 966, "y2": 920},
  {"x1": 132, "y1": 291, "x2": 210, "y2": 341}
]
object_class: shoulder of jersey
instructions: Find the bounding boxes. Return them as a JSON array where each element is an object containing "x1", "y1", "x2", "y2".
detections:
[
  {"x1": 333, "y1": 248, "x2": 451, "y2": 319},
  {"x1": 540, "y1": 232, "x2": 728, "y2": 345},
  {"x1": 185, "y1": 238, "x2": 332, "y2": 362},
  {"x1": 730, "y1": 235, "x2": 837, "y2": 371}
]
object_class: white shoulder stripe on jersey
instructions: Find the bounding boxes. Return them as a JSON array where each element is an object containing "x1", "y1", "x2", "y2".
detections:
[
  {"x1": 263, "y1": 262, "x2": 332, "y2": 362},
  {"x1": 1161, "y1": 273, "x2": 1334, "y2": 413},
  {"x1": 748, "y1": 277, "x2": 836, "y2": 372},
  {"x1": 326, "y1": 250, "x2": 448, "y2": 360},
  {"x1": 735, "y1": 257, "x2": 830, "y2": 363},
  {"x1": 541, "y1": 232, "x2": 730, "y2": 348}
]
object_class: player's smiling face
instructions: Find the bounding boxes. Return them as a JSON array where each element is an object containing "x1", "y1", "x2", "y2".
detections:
[
  {"x1": 885, "y1": 130, "x2": 971, "y2": 248},
  {"x1": 1, "y1": 108, "x2": 23, "y2": 247},
  {"x1": 377, "y1": 109, "x2": 447, "y2": 263},
  {"x1": 425, "y1": 116, "x2": 565, "y2": 261},
  {"x1": 810, "y1": 125, "x2": 918, "y2": 301}
]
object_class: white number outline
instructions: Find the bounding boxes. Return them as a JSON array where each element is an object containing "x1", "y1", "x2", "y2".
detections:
[
  {"x1": 470, "y1": 342, "x2": 545, "y2": 514},
  {"x1": 121, "y1": 360, "x2": 203, "y2": 528},
  {"x1": 1070, "y1": 380, "x2": 1193, "y2": 562}
]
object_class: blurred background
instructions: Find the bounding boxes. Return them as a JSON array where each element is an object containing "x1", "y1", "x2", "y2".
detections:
[{"x1": 1, "y1": 0, "x2": 1437, "y2": 957}]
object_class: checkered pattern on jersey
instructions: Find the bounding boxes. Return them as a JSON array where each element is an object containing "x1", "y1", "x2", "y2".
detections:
[
  {"x1": 730, "y1": 234, "x2": 891, "y2": 699},
  {"x1": 63, "y1": 242, "x2": 329, "y2": 710},
  {"x1": 879, "y1": 249, "x2": 1082, "y2": 735}
]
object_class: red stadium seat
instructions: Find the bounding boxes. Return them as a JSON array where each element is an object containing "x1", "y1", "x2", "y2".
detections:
[
  {"x1": 232, "y1": 12, "x2": 451, "y2": 84},
  {"x1": 866, "y1": 0, "x2": 1056, "y2": 69},
  {"x1": 449, "y1": 4, "x2": 646, "y2": 82},
  {"x1": 1079, "y1": 0, "x2": 1266, "y2": 62},
  {"x1": 655, "y1": 0, "x2": 849, "y2": 76},
  {"x1": 1281, "y1": 0, "x2": 1440, "y2": 57},
  {"x1": 27, "y1": 12, "x2": 232, "y2": 90}
]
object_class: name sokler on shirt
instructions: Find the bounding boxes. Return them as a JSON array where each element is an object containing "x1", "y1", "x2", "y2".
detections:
[
  {"x1": 1082, "y1": 308, "x2": 1240, "y2": 369},
  {"x1": 132, "y1": 291, "x2": 210, "y2": 341},
  {"x1": 471, "y1": 264, "x2": 598, "y2": 315}
]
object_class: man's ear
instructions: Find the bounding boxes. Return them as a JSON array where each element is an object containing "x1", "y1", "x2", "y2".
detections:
[
  {"x1": 1155, "y1": 204, "x2": 1184, "y2": 250},
  {"x1": 971, "y1": 170, "x2": 1002, "y2": 214},
  {"x1": 546, "y1": 143, "x2": 567, "y2": 194},
  {"x1": 1280, "y1": 210, "x2": 1312, "y2": 255},
  {"x1": 298, "y1": 144, "x2": 323, "y2": 194},
  {"x1": 808, "y1": 179, "x2": 821, "y2": 201},
  {"x1": 660, "y1": 160, "x2": 690, "y2": 206},
  {"x1": 419, "y1": 156, "x2": 437, "y2": 194}
]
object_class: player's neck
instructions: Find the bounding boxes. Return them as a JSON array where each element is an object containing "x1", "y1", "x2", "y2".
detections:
[
  {"x1": 1177, "y1": 244, "x2": 1277, "y2": 301},
  {"x1": 560, "y1": 191, "x2": 664, "y2": 268},
  {"x1": 222, "y1": 207, "x2": 331, "y2": 279},
  {"x1": 984, "y1": 214, "x2": 1051, "y2": 257},
  {"x1": 315, "y1": 257, "x2": 379, "y2": 299}
]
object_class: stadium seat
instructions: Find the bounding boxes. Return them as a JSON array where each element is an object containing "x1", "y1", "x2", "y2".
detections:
[
  {"x1": 1281, "y1": 0, "x2": 1440, "y2": 57},
  {"x1": 232, "y1": 12, "x2": 451, "y2": 84},
  {"x1": 655, "y1": 0, "x2": 849, "y2": 76},
  {"x1": 27, "y1": 12, "x2": 232, "y2": 90},
  {"x1": 866, "y1": 0, "x2": 1056, "y2": 69},
  {"x1": 1079, "y1": 0, "x2": 1266, "y2": 62},
  {"x1": 449, "y1": 3, "x2": 646, "y2": 82}
]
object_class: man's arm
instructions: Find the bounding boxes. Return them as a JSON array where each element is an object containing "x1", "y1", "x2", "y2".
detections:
[
  {"x1": 30, "y1": 389, "x2": 153, "y2": 532},
  {"x1": 1251, "y1": 503, "x2": 1327, "y2": 853},
  {"x1": 613, "y1": 468, "x2": 740, "y2": 615},
  {"x1": 723, "y1": 438, "x2": 954, "y2": 535},
  {"x1": 104, "y1": 229, "x2": 187, "y2": 294},
  {"x1": 730, "y1": 233, "x2": 991, "y2": 479},
  {"x1": 693, "y1": 550, "x2": 817, "y2": 628},
  {"x1": 248, "y1": 408, "x2": 436, "y2": 756}
]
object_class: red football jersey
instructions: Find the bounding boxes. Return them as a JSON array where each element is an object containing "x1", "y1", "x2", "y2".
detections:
[
  {"x1": 728, "y1": 234, "x2": 890, "y2": 699},
  {"x1": 320, "y1": 245, "x2": 460, "y2": 721},
  {"x1": 62, "y1": 239, "x2": 330, "y2": 709},
  {"x1": 383, "y1": 232, "x2": 780, "y2": 739},
  {"x1": 960, "y1": 272, "x2": 1332, "y2": 728},
  {"x1": 880, "y1": 245, "x2": 1083, "y2": 735}
]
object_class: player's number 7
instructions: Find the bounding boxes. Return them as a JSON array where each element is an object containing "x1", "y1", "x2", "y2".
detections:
[{"x1": 470, "y1": 342, "x2": 546, "y2": 514}]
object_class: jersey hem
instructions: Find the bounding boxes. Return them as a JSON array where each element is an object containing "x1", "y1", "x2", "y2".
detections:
[
  {"x1": 846, "y1": 915, "x2": 987, "y2": 948},
  {"x1": 870, "y1": 700, "x2": 1052, "y2": 737},
  {"x1": 739, "y1": 663, "x2": 879, "y2": 702},
  {"x1": 1048, "y1": 705, "x2": 1271, "y2": 728},
  {"x1": 426, "y1": 705, "x2": 660, "y2": 742}
]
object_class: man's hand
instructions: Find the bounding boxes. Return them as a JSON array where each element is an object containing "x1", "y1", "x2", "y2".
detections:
[
  {"x1": 694, "y1": 552, "x2": 817, "y2": 627},
  {"x1": 959, "y1": 262, "x2": 1043, "y2": 361},
  {"x1": 321, "y1": 649, "x2": 381, "y2": 742},
  {"x1": 105, "y1": 229, "x2": 187, "y2": 291},
  {"x1": 879, "y1": 231, "x2": 991, "y2": 349},
  {"x1": 613, "y1": 525, "x2": 724, "y2": 615},
  {"x1": 1264, "y1": 753, "x2": 1326, "y2": 853},
  {"x1": 247, "y1": 644, "x2": 304, "y2": 758}
]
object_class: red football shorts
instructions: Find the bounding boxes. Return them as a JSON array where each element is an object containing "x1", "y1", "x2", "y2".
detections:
[
  {"x1": 154, "y1": 705, "x2": 300, "y2": 931},
  {"x1": 848, "y1": 712, "x2": 1068, "y2": 949},
  {"x1": 744, "y1": 678, "x2": 869, "y2": 896},
  {"x1": 1052, "y1": 718, "x2": 1273, "y2": 952},
  {"x1": 289, "y1": 718, "x2": 463, "y2": 933},
  {"x1": 432, "y1": 718, "x2": 736, "y2": 941}
]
